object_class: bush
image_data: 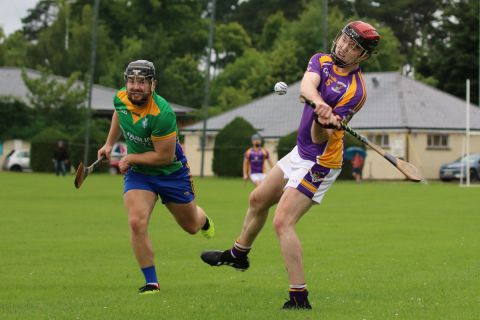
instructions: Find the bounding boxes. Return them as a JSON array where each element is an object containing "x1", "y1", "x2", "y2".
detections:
[
  {"x1": 30, "y1": 128, "x2": 70, "y2": 172},
  {"x1": 277, "y1": 131, "x2": 297, "y2": 159},
  {"x1": 212, "y1": 117, "x2": 256, "y2": 176}
]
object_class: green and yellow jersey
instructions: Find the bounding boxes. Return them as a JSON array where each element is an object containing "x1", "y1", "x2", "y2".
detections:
[{"x1": 113, "y1": 88, "x2": 185, "y2": 176}]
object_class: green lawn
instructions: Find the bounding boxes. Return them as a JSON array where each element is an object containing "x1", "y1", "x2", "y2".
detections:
[{"x1": 0, "y1": 172, "x2": 479, "y2": 319}]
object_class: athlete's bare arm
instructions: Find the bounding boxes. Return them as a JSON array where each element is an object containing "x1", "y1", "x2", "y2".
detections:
[
  {"x1": 243, "y1": 154, "x2": 249, "y2": 180},
  {"x1": 98, "y1": 111, "x2": 122, "y2": 159},
  {"x1": 119, "y1": 135, "x2": 176, "y2": 172}
]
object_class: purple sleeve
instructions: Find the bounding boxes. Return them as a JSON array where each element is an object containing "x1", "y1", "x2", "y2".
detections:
[{"x1": 306, "y1": 53, "x2": 322, "y2": 76}]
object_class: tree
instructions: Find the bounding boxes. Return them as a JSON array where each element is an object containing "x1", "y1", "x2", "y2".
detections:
[
  {"x1": 21, "y1": 68, "x2": 87, "y2": 133},
  {"x1": 210, "y1": 49, "x2": 267, "y2": 108},
  {"x1": 161, "y1": 55, "x2": 205, "y2": 108},
  {"x1": 21, "y1": 0, "x2": 57, "y2": 41},
  {"x1": 418, "y1": 0, "x2": 479, "y2": 104},
  {"x1": 214, "y1": 22, "x2": 252, "y2": 69},
  {"x1": 259, "y1": 11, "x2": 287, "y2": 51},
  {"x1": 26, "y1": 4, "x2": 116, "y2": 84},
  {"x1": 330, "y1": 0, "x2": 443, "y2": 62},
  {"x1": 0, "y1": 31, "x2": 29, "y2": 67},
  {"x1": 362, "y1": 24, "x2": 405, "y2": 72},
  {"x1": 228, "y1": 0, "x2": 307, "y2": 44},
  {"x1": 0, "y1": 96, "x2": 34, "y2": 140}
]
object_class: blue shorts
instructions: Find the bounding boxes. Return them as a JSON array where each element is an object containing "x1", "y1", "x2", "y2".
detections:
[{"x1": 124, "y1": 165, "x2": 195, "y2": 204}]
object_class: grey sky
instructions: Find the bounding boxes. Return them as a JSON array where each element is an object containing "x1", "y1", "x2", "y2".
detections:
[{"x1": 0, "y1": 0, "x2": 39, "y2": 36}]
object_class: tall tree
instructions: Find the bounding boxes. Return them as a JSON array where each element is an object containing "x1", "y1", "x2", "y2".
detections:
[
  {"x1": 21, "y1": 0, "x2": 58, "y2": 41},
  {"x1": 161, "y1": 54, "x2": 205, "y2": 108},
  {"x1": 21, "y1": 68, "x2": 87, "y2": 133},
  {"x1": 214, "y1": 22, "x2": 252, "y2": 69},
  {"x1": 330, "y1": 0, "x2": 443, "y2": 62},
  {"x1": 228, "y1": 0, "x2": 307, "y2": 44},
  {"x1": 259, "y1": 11, "x2": 287, "y2": 51},
  {"x1": 418, "y1": 0, "x2": 479, "y2": 104},
  {"x1": 25, "y1": 3, "x2": 116, "y2": 84}
]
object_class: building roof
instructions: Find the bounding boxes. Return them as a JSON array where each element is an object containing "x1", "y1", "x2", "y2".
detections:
[
  {"x1": 183, "y1": 71, "x2": 480, "y2": 137},
  {"x1": 0, "y1": 67, "x2": 195, "y2": 115}
]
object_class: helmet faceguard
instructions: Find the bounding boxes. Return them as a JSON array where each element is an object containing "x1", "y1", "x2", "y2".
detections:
[
  {"x1": 124, "y1": 60, "x2": 156, "y2": 106},
  {"x1": 331, "y1": 21, "x2": 380, "y2": 68}
]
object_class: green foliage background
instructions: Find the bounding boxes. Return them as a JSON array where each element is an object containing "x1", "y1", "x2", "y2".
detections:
[
  {"x1": 30, "y1": 128, "x2": 70, "y2": 172},
  {"x1": 212, "y1": 117, "x2": 257, "y2": 176},
  {"x1": 2, "y1": 0, "x2": 475, "y2": 111}
]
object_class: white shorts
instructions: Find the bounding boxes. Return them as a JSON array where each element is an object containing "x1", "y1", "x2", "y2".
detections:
[
  {"x1": 250, "y1": 173, "x2": 266, "y2": 184},
  {"x1": 277, "y1": 146, "x2": 341, "y2": 204}
]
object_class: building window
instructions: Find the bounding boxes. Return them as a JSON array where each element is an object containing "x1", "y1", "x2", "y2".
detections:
[
  {"x1": 427, "y1": 134, "x2": 448, "y2": 149},
  {"x1": 367, "y1": 134, "x2": 389, "y2": 148}
]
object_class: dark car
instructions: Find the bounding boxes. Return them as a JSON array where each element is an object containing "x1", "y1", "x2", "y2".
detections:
[{"x1": 439, "y1": 153, "x2": 480, "y2": 182}]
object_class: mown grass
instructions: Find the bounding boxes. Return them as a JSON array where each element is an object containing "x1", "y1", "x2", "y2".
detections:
[{"x1": 0, "y1": 172, "x2": 479, "y2": 319}]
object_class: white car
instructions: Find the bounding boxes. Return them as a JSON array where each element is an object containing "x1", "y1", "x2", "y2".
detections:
[{"x1": 2, "y1": 149, "x2": 31, "y2": 172}]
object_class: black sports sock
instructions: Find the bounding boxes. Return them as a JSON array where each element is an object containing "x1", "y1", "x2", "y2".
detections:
[{"x1": 201, "y1": 217, "x2": 210, "y2": 230}]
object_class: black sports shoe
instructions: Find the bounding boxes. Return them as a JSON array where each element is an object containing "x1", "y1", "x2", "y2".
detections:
[
  {"x1": 200, "y1": 249, "x2": 250, "y2": 271},
  {"x1": 282, "y1": 298, "x2": 312, "y2": 310},
  {"x1": 138, "y1": 283, "x2": 160, "y2": 295}
]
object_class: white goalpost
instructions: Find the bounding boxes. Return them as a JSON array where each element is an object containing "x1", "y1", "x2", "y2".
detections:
[{"x1": 459, "y1": 79, "x2": 480, "y2": 187}]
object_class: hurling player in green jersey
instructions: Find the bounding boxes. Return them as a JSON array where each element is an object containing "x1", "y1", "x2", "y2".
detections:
[{"x1": 98, "y1": 60, "x2": 215, "y2": 295}]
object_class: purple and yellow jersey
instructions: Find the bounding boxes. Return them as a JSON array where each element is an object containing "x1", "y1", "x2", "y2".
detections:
[
  {"x1": 297, "y1": 53, "x2": 367, "y2": 168},
  {"x1": 245, "y1": 147, "x2": 269, "y2": 174},
  {"x1": 113, "y1": 88, "x2": 186, "y2": 176}
]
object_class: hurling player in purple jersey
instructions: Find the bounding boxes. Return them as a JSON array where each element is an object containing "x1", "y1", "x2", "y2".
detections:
[
  {"x1": 243, "y1": 133, "x2": 274, "y2": 186},
  {"x1": 201, "y1": 21, "x2": 380, "y2": 310}
]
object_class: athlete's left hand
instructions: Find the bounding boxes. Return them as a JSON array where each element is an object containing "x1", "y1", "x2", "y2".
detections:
[
  {"x1": 119, "y1": 155, "x2": 131, "y2": 173},
  {"x1": 326, "y1": 114, "x2": 342, "y2": 129}
]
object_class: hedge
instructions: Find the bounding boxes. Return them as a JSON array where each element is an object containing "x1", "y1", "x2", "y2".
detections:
[
  {"x1": 30, "y1": 128, "x2": 70, "y2": 172},
  {"x1": 212, "y1": 117, "x2": 257, "y2": 176}
]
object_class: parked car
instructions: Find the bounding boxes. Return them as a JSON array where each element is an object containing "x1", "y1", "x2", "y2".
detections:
[
  {"x1": 109, "y1": 142, "x2": 127, "y2": 174},
  {"x1": 439, "y1": 153, "x2": 480, "y2": 182},
  {"x1": 2, "y1": 149, "x2": 31, "y2": 172}
]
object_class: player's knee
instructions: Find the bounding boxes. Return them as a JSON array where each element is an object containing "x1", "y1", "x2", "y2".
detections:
[
  {"x1": 272, "y1": 215, "x2": 284, "y2": 235},
  {"x1": 272, "y1": 212, "x2": 291, "y2": 236},
  {"x1": 128, "y1": 215, "x2": 148, "y2": 234},
  {"x1": 249, "y1": 190, "x2": 267, "y2": 210}
]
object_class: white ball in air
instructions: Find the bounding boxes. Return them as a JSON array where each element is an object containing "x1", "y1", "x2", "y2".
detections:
[{"x1": 274, "y1": 81, "x2": 288, "y2": 95}]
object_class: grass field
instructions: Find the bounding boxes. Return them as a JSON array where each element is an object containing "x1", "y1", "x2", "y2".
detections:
[{"x1": 0, "y1": 172, "x2": 479, "y2": 319}]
